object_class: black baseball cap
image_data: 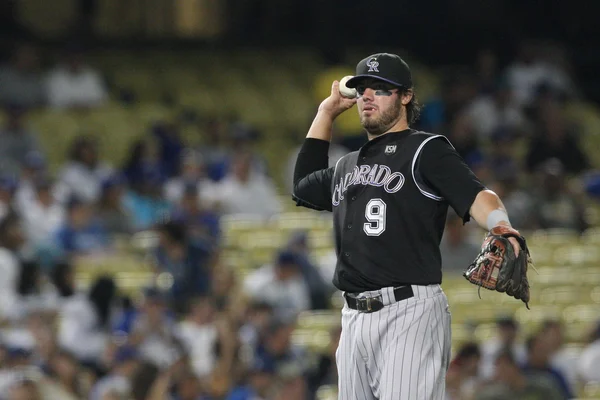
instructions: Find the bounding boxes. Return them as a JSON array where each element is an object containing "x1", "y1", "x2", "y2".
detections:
[{"x1": 346, "y1": 53, "x2": 413, "y2": 89}]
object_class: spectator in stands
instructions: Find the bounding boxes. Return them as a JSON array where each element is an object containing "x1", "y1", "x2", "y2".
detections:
[
  {"x1": 172, "y1": 369, "x2": 209, "y2": 400},
  {"x1": 529, "y1": 158, "x2": 588, "y2": 232},
  {"x1": 0, "y1": 176, "x2": 18, "y2": 220},
  {"x1": 198, "y1": 117, "x2": 232, "y2": 183},
  {"x1": 238, "y1": 301, "x2": 276, "y2": 353},
  {"x1": 285, "y1": 231, "x2": 330, "y2": 310},
  {"x1": 440, "y1": 212, "x2": 481, "y2": 273},
  {"x1": 54, "y1": 197, "x2": 109, "y2": 256},
  {"x1": 306, "y1": 326, "x2": 340, "y2": 396},
  {"x1": 170, "y1": 183, "x2": 220, "y2": 247},
  {"x1": 505, "y1": 41, "x2": 575, "y2": 109},
  {"x1": 46, "y1": 43, "x2": 107, "y2": 109},
  {"x1": 6, "y1": 379, "x2": 42, "y2": 400},
  {"x1": 210, "y1": 263, "x2": 237, "y2": 313},
  {"x1": 243, "y1": 250, "x2": 311, "y2": 321},
  {"x1": 152, "y1": 122, "x2": 185, "y2": 179},
  {"x1": 129, "y1": 362, "x2": 159, "y2": 400},
  {"x1": 226, "y1": 357, "x2": 276, "y2": 400},
  {"x1": 89, "y1": 346, "x2": 140, "y2": 400},
  {"x1": 19, "y1": 176, "x2": 65, "y2": 248},
  {"x1": 153, "y1": 221, "x2": 213, "y2": 312},
  {"x1": 0, "y1": 348, "x2": 38, "y2": 395},
  {"x1": 446, "y1": 342, "x2": 481, "y2": 400},
  {"x1": 446, "y1": 112, "x2": 488, "y2": 181},
  {"x1": 122, "y1": 169, "x2": 171, "y2": 230},
  {"x1": 59, "y1": 136, "x2": 113, "y2": 203},
  {"x1": 538, "y1": 319, "x2": 579, "y2": 392},
  {"x1": 116, "y1": 288, "x2": 183, "y2": 369},
  {"x1": 522, "y1": 333, "x2": 573, "y2": 399},
  {"x1": 578, "y1": 322, "x2": 600, "y2": 385},
  {"x1": 164, "y1": 148, "x2": 210, "y2": 205},
  {"x1": 0, "y1": 43, "x2": 46, "y2": 108},
  {"x1": 14, "y1": 151, "x2": 68, "y2": 214},
  {"x1": 122, "y1": 139, "x2": 166, "y2": 189},
  {"x1": 209, "y1": 151, "x2": 282, "y2": 219},
  {"x1": 50, "y1": 261, "x2": 76, "y2": 302},
  {"x1": 0, "y1": 105, "x2": 42, "y2": 176},
  {"x1": 475, "y1": 350, "x2": 563, "y2": 400},
  {"x1": 486, "y1": 132, "x2": 535, "y2": 229},
  {"x1": 474, "y1": 48, "x2": 500, "y2": 96},
  {"x1": 465, "y1": 78, "x2": 526, "y2": 139},
  {"x1": 273, "y1": 373, "x2": 307, "y2": 400},
  {"x1": 176, "y1": 296, "x2": 237, "y2": 395},
  {"x1": 96, "y1": 174, "x2": 134, "y2": 235},
  {"x1": 253, "y1": 320, "x2": 308, "y2": 385},
  {"x1": 583, "y1": 171, "x2": 600, "y2": 201},
  {"x1": 480, "y1": 316, "x2": 527, "y2": 380},
  {"x1": 57, "y1": 275, "x2": 117, "y2": 364},
  {"x1": 0, "y1": 213, "x2": 26, "y2": 322},
  {"x1": 16, "y1": 260, "x2": 51, "y2": 314},
  {"x1": 487, "y1": 127, "x2": 521, "y2": 176},
  {"x1": 525, "y1": 100, "x2": 589, "y2": 174},
  {"x1": 47, "y1": 350, "x2": 87, "y2": 398},
  {"x1": 228, "y1": 122, "x2": 269, "y2": 176},
  {"x1": 175, "y1": 296, "x2": 219, "y2": 379},
  {"x1": 417, "y1": 69, "x2": 477, "y2": 134}
]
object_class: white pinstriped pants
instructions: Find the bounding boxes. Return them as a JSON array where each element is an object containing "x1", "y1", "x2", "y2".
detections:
[{"x1": 336, "y1": 285, "x2": 452, "y2": 400}]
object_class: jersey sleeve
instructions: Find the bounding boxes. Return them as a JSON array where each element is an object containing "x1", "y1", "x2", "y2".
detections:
[
  {"x1": 418, "y1": 137, "x2": 486, "y2": 222},
  {"x1": 292, "y1": 138, "x2": 334, "y2": 212}
]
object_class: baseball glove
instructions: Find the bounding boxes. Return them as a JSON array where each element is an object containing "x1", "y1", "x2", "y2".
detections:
[{"x1": 463, "y1": 226, "x2": 533, "y2": 309}]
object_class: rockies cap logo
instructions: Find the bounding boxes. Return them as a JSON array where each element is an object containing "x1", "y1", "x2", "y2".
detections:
[{"x1": 366, "y1": 57, "x2": 379, "y2": 72}]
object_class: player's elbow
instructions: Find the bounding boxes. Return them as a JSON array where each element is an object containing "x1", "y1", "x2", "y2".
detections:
[
  {"x1": 291, "y1": 184, "x2": 309, "y2": 207},
  {"x1": 473, "y1": 189, "x2": 501, "y2": 207},
  {"x1": 291, "y1": 183, "x2": 328, "y2": 212}
]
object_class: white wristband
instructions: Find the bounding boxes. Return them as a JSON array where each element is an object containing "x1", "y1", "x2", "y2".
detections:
[{"x1": 486, "y1": 209, "x2": 511, "y2": 230}]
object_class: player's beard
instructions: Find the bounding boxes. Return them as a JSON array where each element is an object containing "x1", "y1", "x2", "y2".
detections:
[{"x1": 360, "y1": 97, "x2": 403, "y2": 136}]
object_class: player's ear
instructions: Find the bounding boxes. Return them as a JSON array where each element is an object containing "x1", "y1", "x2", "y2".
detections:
[{"x1": 401, "y1": 89, "x2": 413, "y2": 106}]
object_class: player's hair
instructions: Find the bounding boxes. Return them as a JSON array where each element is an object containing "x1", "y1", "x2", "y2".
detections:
[{"x1": 403, "y1": 89, "x2": 421, "y2": 125}]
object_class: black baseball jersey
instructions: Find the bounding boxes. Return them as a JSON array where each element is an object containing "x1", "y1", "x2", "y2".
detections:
[{"x1": 293, "y1": 129, "x2": 486, "y2": 292}]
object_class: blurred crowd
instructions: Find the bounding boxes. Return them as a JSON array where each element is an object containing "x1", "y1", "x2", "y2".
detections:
[
  {"x1": 0, "y1": 36, "x2": 600, "y2": 400},
  {"x1": 0, "y1": 41, "x2": 337, "y2": 400},
  {"x1": 446, "y1": 317, "x2": 600, "y2": 400}
]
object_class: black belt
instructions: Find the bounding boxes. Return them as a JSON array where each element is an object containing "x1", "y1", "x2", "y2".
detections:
[{"x1": 344, "y1": 286, "x2": 414, "y2": 313}]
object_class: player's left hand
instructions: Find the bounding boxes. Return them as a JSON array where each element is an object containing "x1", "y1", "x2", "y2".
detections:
[{"x1": 463, "y1": 225, "x2": 532, "y2": 308}]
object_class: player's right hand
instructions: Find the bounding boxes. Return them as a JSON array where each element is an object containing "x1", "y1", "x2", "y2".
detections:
[{"x1": 317, "y1": 80, "x2": 357, "y2": 119}]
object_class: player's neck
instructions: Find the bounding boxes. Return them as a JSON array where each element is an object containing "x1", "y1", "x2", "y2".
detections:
[{"x1": 367, "y1": 119, "x2": 409, "y2": 141}]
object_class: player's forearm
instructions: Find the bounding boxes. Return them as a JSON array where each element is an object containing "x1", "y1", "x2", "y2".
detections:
[
  {"x1": 469, "y1": 189, "x2": 512, "y2": 230},
  {"x1": 306, "y1": 109, "x2": 336, "y2": 141}
]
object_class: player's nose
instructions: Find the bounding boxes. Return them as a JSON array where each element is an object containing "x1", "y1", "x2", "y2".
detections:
[{"x1": 361, "y1": 87, "x2": 375, "y2": 101}]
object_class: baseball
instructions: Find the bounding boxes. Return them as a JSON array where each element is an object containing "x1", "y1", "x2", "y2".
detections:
[{"x1": 339, "y1": 75, "x2": 357, "y2": 98}]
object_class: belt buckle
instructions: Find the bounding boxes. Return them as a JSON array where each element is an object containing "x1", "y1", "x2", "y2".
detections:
[{"x1": 357, "y1": 295, "x2": 380, "y2": 313}]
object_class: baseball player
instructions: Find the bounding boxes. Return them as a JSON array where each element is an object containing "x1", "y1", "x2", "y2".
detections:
[{"x1": 292, "y1": 53, "x2": 524, "y2": 399}]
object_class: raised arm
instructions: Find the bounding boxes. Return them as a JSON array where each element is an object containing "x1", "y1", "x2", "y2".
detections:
[{"x1": 292, "y1": 81, "x2": 357, "y2": 211}]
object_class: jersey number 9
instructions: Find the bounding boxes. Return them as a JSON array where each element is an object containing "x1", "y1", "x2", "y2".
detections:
[{"x1": 364, "y1": 198, "x2": 387, "y2": 236}]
